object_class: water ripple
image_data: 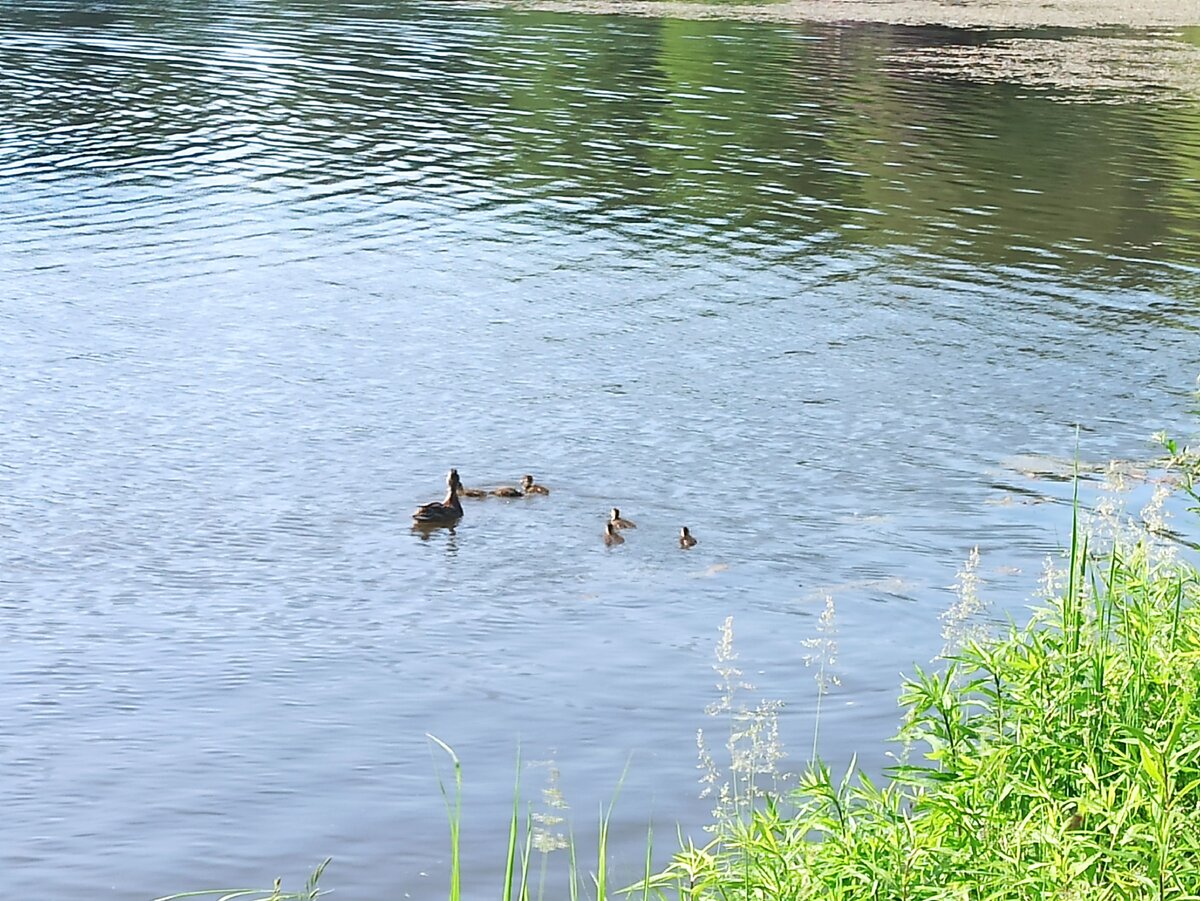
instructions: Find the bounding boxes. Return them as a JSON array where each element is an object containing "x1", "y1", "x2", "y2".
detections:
[{"x1": 2, "y1": 4, "x2": 1200, "y2": 900}]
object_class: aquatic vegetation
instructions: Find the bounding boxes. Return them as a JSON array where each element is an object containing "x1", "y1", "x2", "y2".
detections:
[{"x1": 151, "y1": 859, "x2": 329, "y2": 901}]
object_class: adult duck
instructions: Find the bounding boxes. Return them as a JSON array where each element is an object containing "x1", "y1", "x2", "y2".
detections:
[
  {"x1": 413, "y1": 472, "x2": 463, "y2": 525},
  {"x1": 609, "y1": 508, "x2": 636, "y2": 529}
]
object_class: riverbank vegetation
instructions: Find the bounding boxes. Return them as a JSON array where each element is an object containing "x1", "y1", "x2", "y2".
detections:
[
  {"x1": 629, "y1": 435, "x2": 1200, "y2": 900},
  {"x1": 645, "y1": 502, "x2": 1200, "y2": 899},
  {"x1": 157, "y1": 434, "x2": 1200, "y2": 901}
]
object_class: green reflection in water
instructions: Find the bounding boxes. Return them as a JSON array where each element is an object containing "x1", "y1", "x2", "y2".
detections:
[
  {"x1": 1178, "y1": 25, "x2": 1200, "y2": 48},
  {"x1": 1, "y1": 2, "x2": 1198, "y2": 295},
  {"x1": 474, "y1": 11, "x2": 1200, "y2": 291}
]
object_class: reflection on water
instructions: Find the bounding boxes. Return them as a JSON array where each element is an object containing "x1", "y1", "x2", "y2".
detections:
[
  {"x1": 2, "y1": 3, "x2": 1199, "y2": 899},
  {"x1": 887, "y1": 33, "x2": 1200, "y2": 103}
]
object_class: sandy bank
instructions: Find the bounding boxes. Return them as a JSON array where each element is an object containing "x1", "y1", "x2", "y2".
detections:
[{"x1": 479, "y1": 0, "x2": 1200, "y2": 29}]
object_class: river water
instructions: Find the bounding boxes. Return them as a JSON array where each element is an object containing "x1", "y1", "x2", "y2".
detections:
[{"x1": 2, "y1": 2, "x2": 1200, "y2": 898}]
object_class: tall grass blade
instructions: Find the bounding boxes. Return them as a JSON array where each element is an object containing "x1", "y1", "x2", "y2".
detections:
[
  {"x1": 426, "y1": 734, "x2": 463, "y2": 901},
  {"x1": 503, "y1": 750, "x2": 522, "y2": 901}
]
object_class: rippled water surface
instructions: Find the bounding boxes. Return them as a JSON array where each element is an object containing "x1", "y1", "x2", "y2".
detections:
[{"x1": 3, "y1": 2, "x2": 1200, "y2": 897}]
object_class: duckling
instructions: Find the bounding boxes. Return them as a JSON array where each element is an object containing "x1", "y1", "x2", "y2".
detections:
[
  {"x1": 609, "y1": 508, "x2": 636, "y2": 529},
  {"x1": 679, "y1": 526, "x2": 698, "y2": 549},
  {"x1": 449, "y1": 468, "x2": 487, "y2": 499},
  {"x1": 413, "y1": 473, "x2": 464, "y2": 525},
  {"x1": 604, "y1": 520, "x2": 625, "y2": 546},
  {"x1": 491, "y1": 481, "x2": 524, "y2": 497},
  {"x1": 521, "y1": 474, "x2": 550, "y2": 495}
]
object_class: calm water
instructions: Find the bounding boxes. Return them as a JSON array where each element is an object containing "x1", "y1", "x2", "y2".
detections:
[{"x1": 3, "y1": 2, "x2": 1200, "y2": 897}]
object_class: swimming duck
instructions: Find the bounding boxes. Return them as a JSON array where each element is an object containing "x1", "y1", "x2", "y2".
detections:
[
  {"x1": 604, "y1": 520, "x2": 625, "y2": 546},
  {"x1": 413, "y1": 472, "x2": 464, "y2": 525},
  {"x1": 609, "y1": 508, "x2": 636, "y2": 529},
  {"x1": 679, "y1": 526, "x2": 698, "y2": 549},
  {"x1": 449, "y1": 469, "x2": 488, "y2": 499},
  {"x1": 491, "y1": 479, "x2": 524, "y2": 497},
  {"x1": 521, "y1": 474, "x2": 550, "y2": 495}
]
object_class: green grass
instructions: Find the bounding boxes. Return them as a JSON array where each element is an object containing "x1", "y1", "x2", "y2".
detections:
[
  {"x1": 425, "y1": 737, "x2": 635, "y2": 901},
  {"x1": 151, "y1": 858, "x2": 329, "y2": 901},
  {"x1": 159, "y1": 431, "x2": 1200, "y2": 901},
  {"x1": 640, "y1": 477, "x2": 1200, "y2": 900}
]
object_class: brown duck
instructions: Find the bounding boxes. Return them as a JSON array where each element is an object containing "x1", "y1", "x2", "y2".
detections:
[
  {"x1": 520, "y1": 475, "x2": 550, "y2": 495},
  {"x1": 413, "y1": 471, "x2": 464, "y2": 525},
  {"x1": 491, "y1": 481, "x2": 524, "y2": 497},
  {"x1": 609, "y1": 508, "x2": 636, "y2": 529},
  {"x1": 604, "y1": 520, "x2": 625, "y2": 546}
]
